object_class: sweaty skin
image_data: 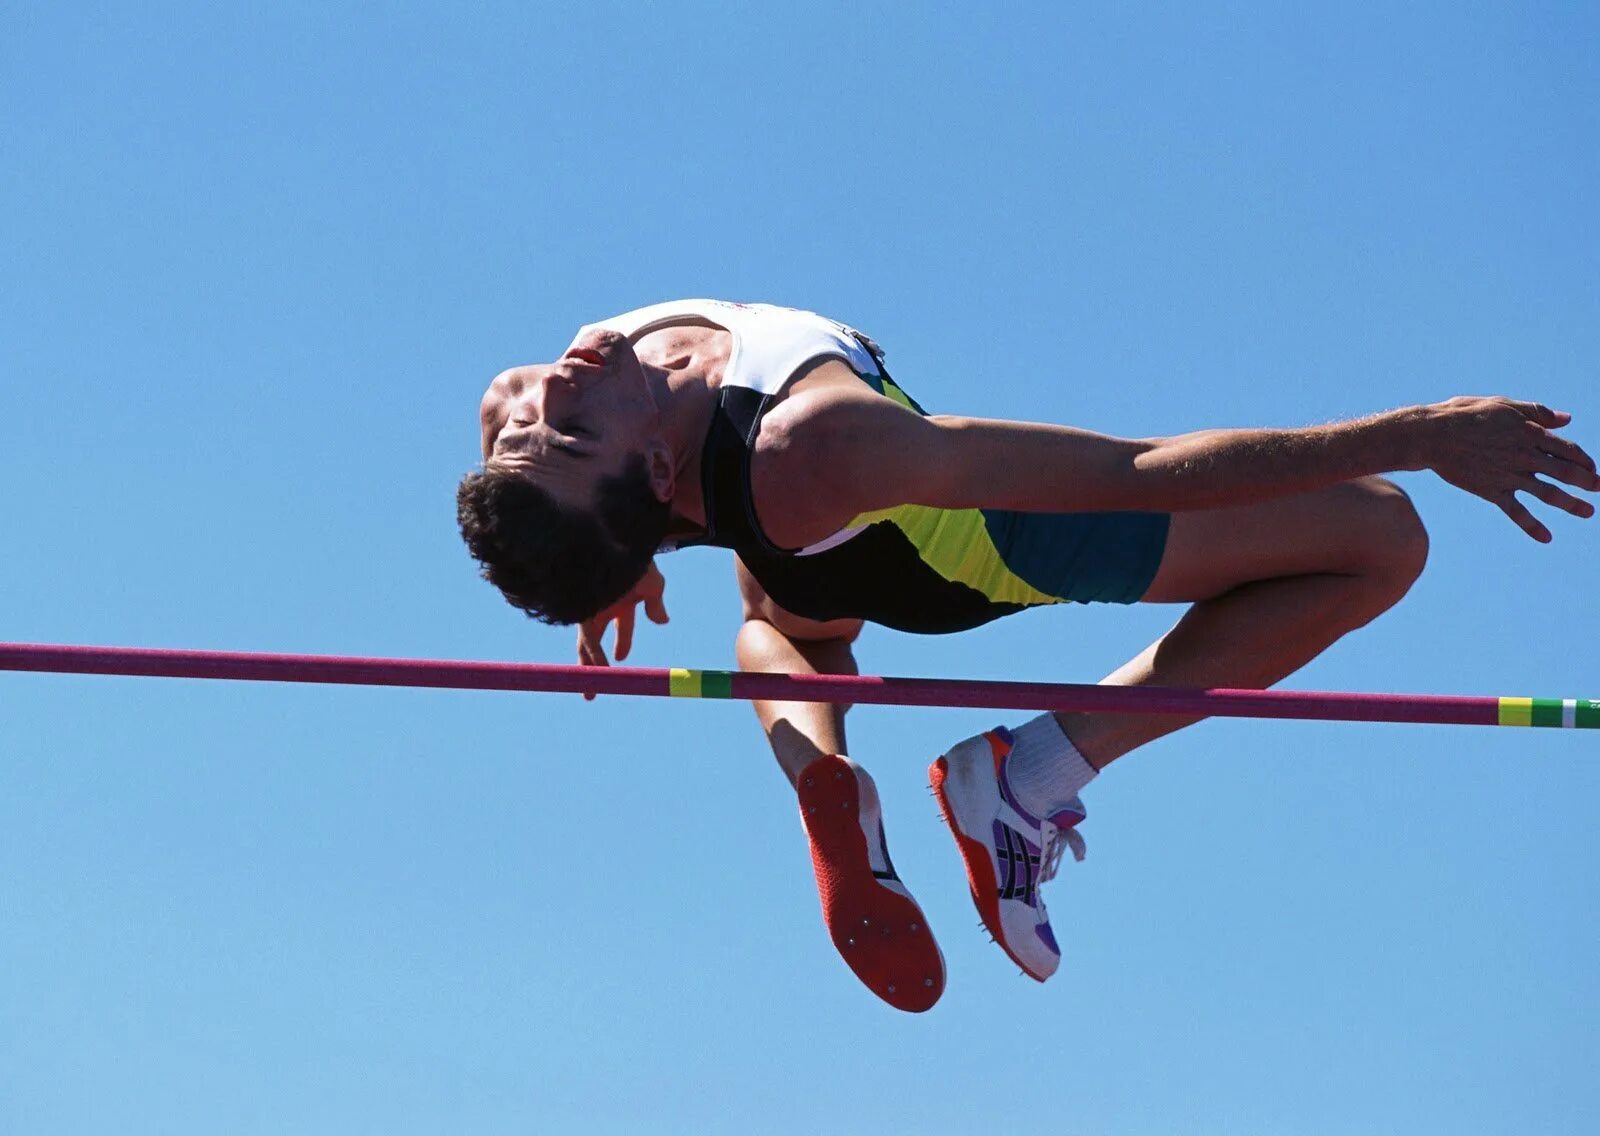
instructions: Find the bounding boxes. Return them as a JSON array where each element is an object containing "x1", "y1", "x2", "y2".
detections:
[{"x1": 478, "y1": 318, "x2": 1599, "y2": 768}]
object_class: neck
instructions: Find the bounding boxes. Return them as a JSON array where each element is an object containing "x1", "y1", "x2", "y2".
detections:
[
  {"x1": 631, "y1": 322, "x2": 733, "y2": 541},
  {"x1": 640, "y1": 360, "x2": 716, "y2": 537}
]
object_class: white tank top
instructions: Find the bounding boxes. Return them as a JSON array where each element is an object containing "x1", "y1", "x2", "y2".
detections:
[{"x1": 578, "y1": 299, "x2": 883, "y2": 396}]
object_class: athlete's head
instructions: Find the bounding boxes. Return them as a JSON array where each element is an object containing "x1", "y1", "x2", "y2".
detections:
[{"x1": 457, "y1": 328, "x2": 674, "y2": 624}]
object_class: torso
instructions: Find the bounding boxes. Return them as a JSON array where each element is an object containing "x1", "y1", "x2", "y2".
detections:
[
  {"x1": 581, "y1": 301, "x2": 1168, "y2": 634},
  {"x1": 583, "y1": 301, "x2": 891, "y2": 548}
]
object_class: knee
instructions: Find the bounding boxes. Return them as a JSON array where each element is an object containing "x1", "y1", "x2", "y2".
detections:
[
  {"x1": 735, "y1": 619, "x2": 786, "y2": 670},
  {"x1": 1353, "y1": 476, "x2": 1429, "y2": 591}
]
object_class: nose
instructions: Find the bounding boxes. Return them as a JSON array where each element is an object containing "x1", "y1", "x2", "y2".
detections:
[{"x1": 512, "y1": 372, "x2": 579, "y2": 425}]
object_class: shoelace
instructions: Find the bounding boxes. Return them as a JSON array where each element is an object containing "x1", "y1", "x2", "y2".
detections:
[{"x1": 1037, "y1": 819, "x2": 1087, "y2": 885}]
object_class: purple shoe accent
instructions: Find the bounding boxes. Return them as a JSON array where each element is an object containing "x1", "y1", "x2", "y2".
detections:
[
  {"x1": 990, "y1": 818, "x2": 1041, "y2": 857},
  {"x1": 985, "y1": 819, "x2": 1036, "y2": 864},
  {"x1": 991, "y1": 818, "x2": 1047, "y2": 906},
  {"x1": 1034, "y1": 922, "x2": 1060, "y2": 954},
  {"x1": 1046, "y1": 802, "x2": 1087, "y2": 829}
]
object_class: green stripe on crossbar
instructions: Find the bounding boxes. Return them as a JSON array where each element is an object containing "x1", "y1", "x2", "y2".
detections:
[
  {"x1": 668, "y1": 669, "x2": 734, "y2": 699},
  {"x1": 1531, "y1": 699, "x2": 1565, "y2": 728},
  {"x1": 1499, "y1": 698, "x2": 1600, "y2": 728}
]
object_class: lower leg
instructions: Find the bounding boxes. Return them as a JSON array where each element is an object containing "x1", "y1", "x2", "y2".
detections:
[
  {"x1": 1057, "y1": 568, "x2": 1413, "y2": 770},
  {"x1": 1054, "y1": 475, "x2": 1433, "y2": 770},
  {"x1": 737, "y1": 619, "x2": 944, "y2": 1012},
  {"x1": 734, "y1": 619, "x2": 857, "y2": 784}
]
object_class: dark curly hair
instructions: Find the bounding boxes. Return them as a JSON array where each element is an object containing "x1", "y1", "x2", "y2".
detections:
[{"x1": 456, "y1": 454, "x2": 671, "y2": 625}]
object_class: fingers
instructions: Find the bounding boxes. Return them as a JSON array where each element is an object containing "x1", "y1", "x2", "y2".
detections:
[
  {"x1": 576, "y1": 622, "x2": 610, "y2": 702},
  {"x1": 1510, "y1": 400, "x2": 1571, "y2": 428},
  {"x1": 1497, "y1": 492, "x2": 1552, "y2": 543},
  {"x1": 641, "y1": 568, "x2": 670, "y2": 624},
  {"x1": 1518, "y1": 475, "x2": 1596, "y2": 520},
  {"x1": 613, "y1": 605, "x2": 636, "y2": 662},
  {"x1": 1545, "y1": 427, "x2": 1598, "y2": 470},
  {"x1": 1536, "y1": 435, "x2": 1600, "y2": 483},
  {"x1": 577, "y1": 620, "x2": 609, "y2": 665},
  {"x1": 1533, "y1": 449, "x2": 1600, "y2": 494}
]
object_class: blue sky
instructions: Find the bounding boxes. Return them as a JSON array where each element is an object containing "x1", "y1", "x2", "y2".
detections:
[{"x1": 2, "y1": 3, "x2": 1596, "y2": 1133}]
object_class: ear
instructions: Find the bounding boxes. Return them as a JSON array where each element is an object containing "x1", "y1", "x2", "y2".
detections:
[{"x1": 644, "y1": 439, "x2": 676, "y2": 503}]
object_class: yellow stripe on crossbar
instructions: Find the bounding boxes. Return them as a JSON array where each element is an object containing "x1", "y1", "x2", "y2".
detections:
[
  {"x1": 1497, "y1": 697, "x2": 1533, "y2": 727},
  {"x1": 669, "y1": 668, "x2": 701, "y2": 698}
]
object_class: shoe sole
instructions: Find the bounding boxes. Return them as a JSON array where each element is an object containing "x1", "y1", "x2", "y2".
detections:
[
  {"x1": 930, "y1": 749, "x2": 1048, "y2": 983},
  {"x1": 799, "y1": 755, "x2": 945, "y2": 1012}
]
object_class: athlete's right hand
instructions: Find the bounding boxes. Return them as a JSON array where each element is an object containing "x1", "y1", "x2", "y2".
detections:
[
  {"x1": 576, "y1": 560, "x2": 670, "y2": 700},
  {"x1": 1420, "y1": 396, "x2": 1600, "y2": 542}
]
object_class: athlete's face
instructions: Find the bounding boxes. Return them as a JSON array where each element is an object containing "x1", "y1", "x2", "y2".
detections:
[{"x1": 479, "y1": 328, "x2": 673, "y2": 511}]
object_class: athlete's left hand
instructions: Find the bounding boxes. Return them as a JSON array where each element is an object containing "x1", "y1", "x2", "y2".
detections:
[
  {"x1": 576, "y1": 561, "x2": 670, "y2": 700},
  {"x1": 1420, "y1": 396, "x2": 1600, "y2": 542}
]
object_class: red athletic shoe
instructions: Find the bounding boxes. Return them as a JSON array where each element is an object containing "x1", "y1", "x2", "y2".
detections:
[{"x1": 797, "y1": 755, "x2": 945, "y2": 1012}]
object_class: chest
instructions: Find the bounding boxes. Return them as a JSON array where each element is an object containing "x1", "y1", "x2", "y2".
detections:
[{"x1": 635, "y1": 323, "x2": 732, "y2": 384}]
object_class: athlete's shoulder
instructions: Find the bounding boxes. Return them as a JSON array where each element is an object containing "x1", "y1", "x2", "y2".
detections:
[
  {"x1": 753, "y1": 367, "x2": 942, "y2": 532},
  {"x1": 760, "y1": 361, "x2": 892, "y2": 449}
]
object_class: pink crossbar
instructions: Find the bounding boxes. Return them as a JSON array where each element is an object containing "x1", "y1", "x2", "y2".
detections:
[{"x1": 0, "y1": 640, "x2": 1541, "y2": 727}]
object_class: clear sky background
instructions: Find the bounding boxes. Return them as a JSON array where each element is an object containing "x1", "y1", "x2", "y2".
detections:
[{"x1": 2, "y1": 3, "x2": 1596, "y2": 1134}]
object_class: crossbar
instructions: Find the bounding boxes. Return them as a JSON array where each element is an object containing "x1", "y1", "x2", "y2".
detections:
[{"x1": 1, "y1": 642, "x2": 1595, "y2": 729}]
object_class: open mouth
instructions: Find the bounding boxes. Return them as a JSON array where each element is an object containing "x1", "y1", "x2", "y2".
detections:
[{"x1": 564, "y1": 347, "x2": 606, "y2": 366}]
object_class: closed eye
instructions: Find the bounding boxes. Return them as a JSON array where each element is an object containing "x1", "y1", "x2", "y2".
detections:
[{"x1": 493, "y1": 424, "x2": 590, "y2": 461}]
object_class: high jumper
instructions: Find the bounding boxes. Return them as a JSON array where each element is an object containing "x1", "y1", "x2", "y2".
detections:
[{"x1": 455, "y1": 299, "x2": 1598, "y2": 1011}]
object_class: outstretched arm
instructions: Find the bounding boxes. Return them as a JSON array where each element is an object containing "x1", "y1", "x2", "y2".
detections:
[{"x1": 787, "y1": 384, "x2": 1599, "y2": 541}]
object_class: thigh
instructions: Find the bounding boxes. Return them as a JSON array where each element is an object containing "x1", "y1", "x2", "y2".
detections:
[{"x1": 1140, "y1": 476, "x2": 1418, "y2": 603}]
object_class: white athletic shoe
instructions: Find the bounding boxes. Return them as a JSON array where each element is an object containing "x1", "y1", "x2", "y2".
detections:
[{"x1": 929, "y1": 726, "x2": 1086, "y2": 982}]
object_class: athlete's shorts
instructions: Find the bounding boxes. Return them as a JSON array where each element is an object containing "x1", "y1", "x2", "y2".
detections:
[
  {"x1": 982, "y1": 507, "x2": 1171, "y2": 606},
  {"x1": 762, "y1": 499, "x2": 1172, "y2": 634}
]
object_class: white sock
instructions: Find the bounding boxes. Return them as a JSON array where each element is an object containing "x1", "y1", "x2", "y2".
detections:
[{"x1": 1003, "y1": 713, "x2": 1097, "y2": 820}]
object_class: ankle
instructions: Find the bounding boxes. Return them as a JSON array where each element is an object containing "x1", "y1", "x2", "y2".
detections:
[
  {"x1": 1006, "y1": 713, "x2": 1098, "y2": 820},
  {"x1": 1051, "y1": 712, "x2": 1123, "y2": 771}
]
